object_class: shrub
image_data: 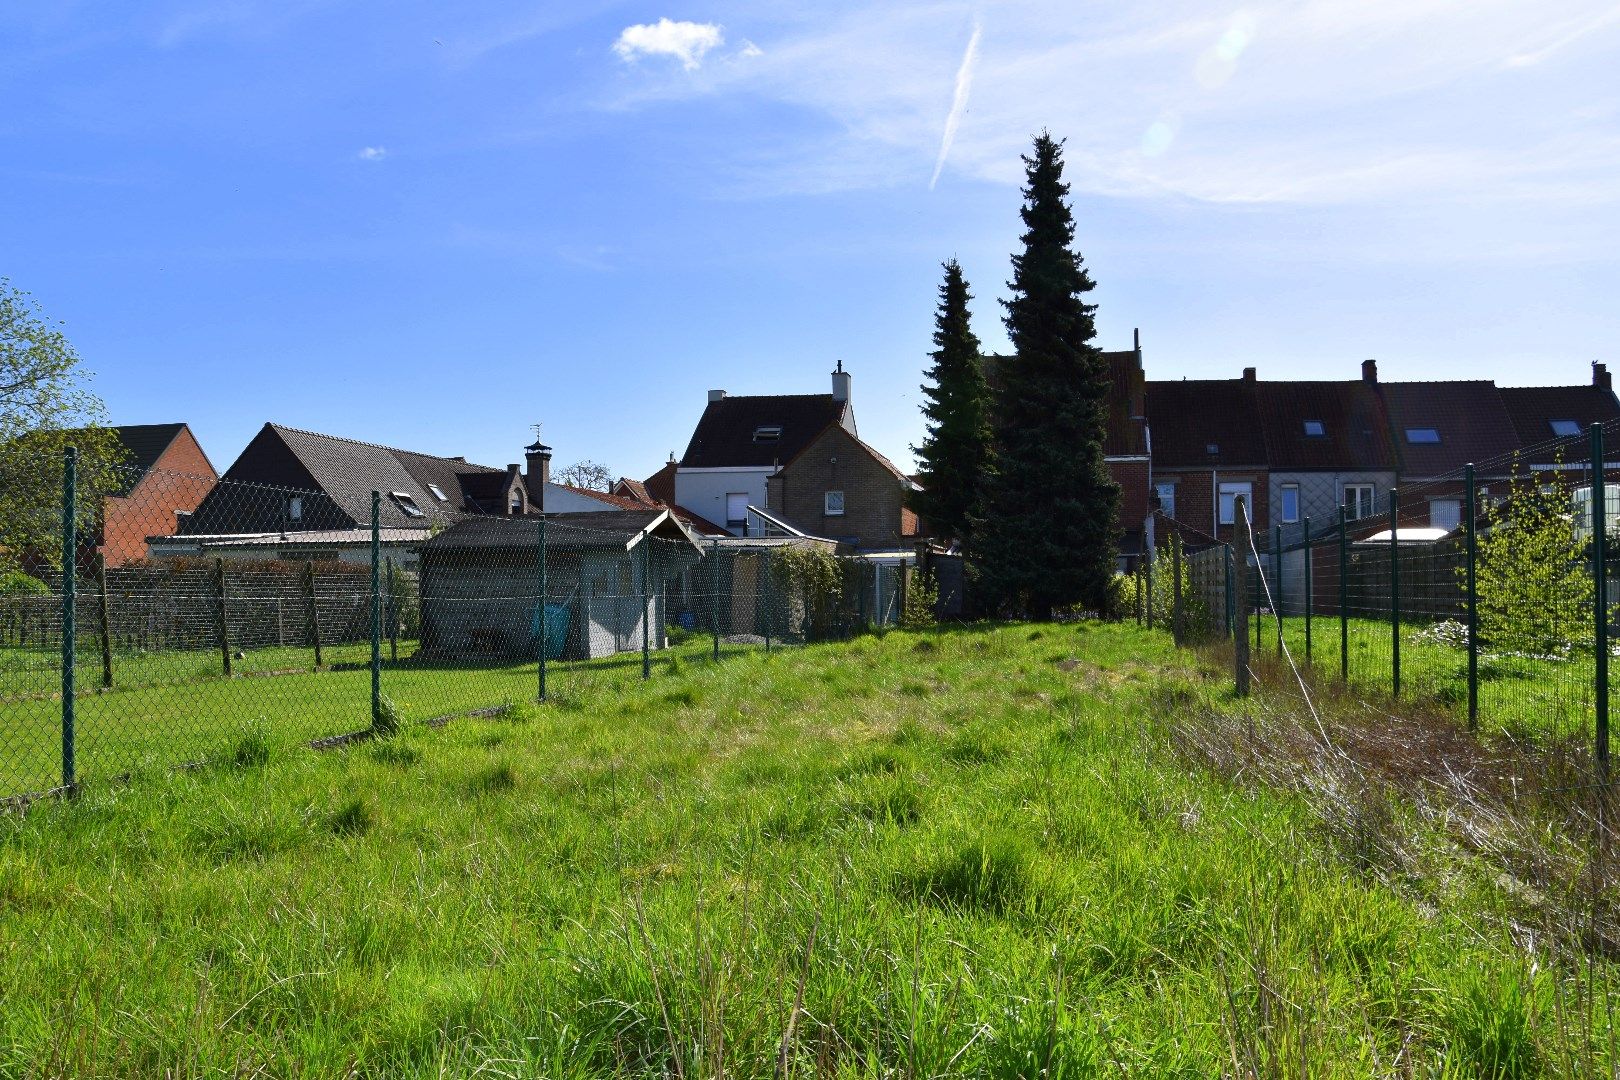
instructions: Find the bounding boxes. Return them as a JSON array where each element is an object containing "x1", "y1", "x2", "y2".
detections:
[{"x1": 0, "y1": 570, "x2": 47, "y2": 596}]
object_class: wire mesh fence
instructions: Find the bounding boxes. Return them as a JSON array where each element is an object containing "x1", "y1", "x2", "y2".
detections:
[
  {"x1": 0, "y1": 450, "x2": 918, "y2": 802},
  {"x1": 1136, "y1": 417, "x2": 1620, "y2": 761}
]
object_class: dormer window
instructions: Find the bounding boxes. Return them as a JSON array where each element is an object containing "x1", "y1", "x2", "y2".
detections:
[
  {"x1": 753, "y1": 425, "x2": 783, "y2": 443},
  {"x1": 427, "y1": 483, "x2": 448, "y2": 501},
  {"x1": 390, "y1": 491, "x2": 425, "y2": 518},
  {"x1": 1302, "y1": 420, "x2": 1325, "y2": 437},
  {"x1": 1405, "y1": 428, "x2": 1441, "y2": 444},
  {"x1": 1549, "y1": 419, "x2": 1582, "y2": 438}
]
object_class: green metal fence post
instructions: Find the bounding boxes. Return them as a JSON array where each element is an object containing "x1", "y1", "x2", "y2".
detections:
[
  {"x1": 538, "y1": 516, "x2": 548, "y2": 703},
  {"x1": 711, "y1": 537, "x2": 721, "y2": 662},
  {"x1": 1592, "y1": 427, "x2": 1608, "y2": 771},
  {"x1": 1390, "y1": 488, "x2": 1401, "y2": 698},
  {"x1": 60, "y1": 446, "x2": 77, "y2": 790},
  {"x1": 1273, "y1": 524, "x2": 1283, "y2": 656},
  {"x1": 370, "y1": 490, "x2": 381, "y2": 725},
  {"x1": 1465, "y1": 463, "x2": 1478, "y2": 730},
  {"x1": 1339, "y1": 506, "x2": 1349, "y2": 685},
  {"x1": 641, "y1": 538, "x2": 651, "y2": 680},
  {"x1": 1303, "y1": 516, "x2": 1313, "y2": 663}
]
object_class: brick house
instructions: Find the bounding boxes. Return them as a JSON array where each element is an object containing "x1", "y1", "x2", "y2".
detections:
[
  {"x1": 1102, "y1": 338, "x2": 1150, "y2": 568},
  {"x1": 97, "y1": 423, "x2": 218, "y2": 566},
  {"x1": 764, "y1": 421, "x2": 922, "y2": 551},
  {"x1": 1145, "y1": 374, "x2": 1270, "y2": 546}
]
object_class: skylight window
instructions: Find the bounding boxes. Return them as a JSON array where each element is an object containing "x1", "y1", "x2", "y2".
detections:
[
  {"x1": 427, "y1": 483, "x2": 448, "y2": 501},
  {"x1": 390, "y1": 491, "x2": 425, "y2": 518},
  {"x1": 1549, "y1": 419, "x2": 1582, "y2": 438},
  {"x1": 1206, "y1": 443, "x2": 1219, "y2": 455},
  {"x1": 753, "y1": 425, "x2": 783, "y2": 443},
  {"x1": 1405, "y1": 428, "x2": 1441, "y2": 444},
  {"x1": 1302, "y1": 420, "x2": 1325, "y2": 437}
]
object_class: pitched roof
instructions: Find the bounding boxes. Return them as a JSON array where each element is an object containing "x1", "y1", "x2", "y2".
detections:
[
  {"x1": 422, "y1": 509, "x2": 695, "y2": 552},
  {"x1": 680, "y1": 394, "x2": 850, "y2": 469},
  {"x1": 1253, "y1": 381, "x2": 1394, "y2": 470},
  {"x1": 113, "y1": 423, "x2": 187, "y2": 476},
  {"x1": 1100, "y1": 349, "x2": 1147, "y2": 456},
  {"x1": 642, "y1": 460, "x2": 677, "y2": 504},
  {"x1": 1498, "y1": 385, "x2": 1620, "y2": 451},
  {"x1": 1145, "y1": 379, "x2": 1267, "y2": 468},
  {"x1": 613, "y1": 477, "x2": 655, "y2": 505},
  {"x1": 1376, "y1": 382, "x2": 1521, "y2": 477}
]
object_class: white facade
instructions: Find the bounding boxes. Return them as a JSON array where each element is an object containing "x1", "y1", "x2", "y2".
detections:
[{"x1": 675, "y1": 467, "x2": 776, "y2": 535}]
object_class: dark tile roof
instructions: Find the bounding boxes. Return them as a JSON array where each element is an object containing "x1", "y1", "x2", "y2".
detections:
[
  {"x1": 681, "y1": 394, "x2": 851, "y2": 469},
  {"x1": 113, "y1": 423, "x2": 187, "y2": 477},
  {"x1": 1376, "y1": 382, "x2": 1521, "y2": 477},
  {"x1": 1100, "y1": 349, "x2": 1147, "y2": 456},
  {"x1": 422, "y1": 509, "x2": 690, "y2": 552},
  {"x1": 1145, "y1": 379, "x2": 1267, "y2": 468},
  {"x1": 1253, "y1": 381, "x2": 1394, "y2": 470},
  {"x1": 1499, "y1": 385, "x2": 1620, "y2": 451}
]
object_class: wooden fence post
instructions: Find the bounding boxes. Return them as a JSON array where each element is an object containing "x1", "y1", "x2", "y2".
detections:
[{"x1": 1234, "y1": 497, "x2": 1251, "y2": 697}]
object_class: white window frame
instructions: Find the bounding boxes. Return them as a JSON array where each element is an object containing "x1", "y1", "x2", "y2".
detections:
[
  {"x1": 1342, "y1": 483, "x2": 1375, "y2": 520},
  {"x1": 1280, "y1": 484, "x2": 1300, "y2": 523},
  {"x1": 427, "y1": 483, "x2": 448, "y2": 502},
  {"x1": 1154, "y1": 482, "x2": 1176, "y2": 520},
  {"x1": 390, "y1": 491, "x2": 425, "y2": 518},
  {"x1": 288, "y1": 496, "x2": 303, "y2": 522},
  {"x1": 1429, "y1": 498, "x2": 1461, "y2": 531},
  {"x1": 1217, "y1": 482, "x2": 1252, "y2": 526},
  {"x1": 824, "y1": 490, "x2": 846, "y2": 516},
  {"x1": 725, "y1": 492, "x2": 749, "y2": 528}
]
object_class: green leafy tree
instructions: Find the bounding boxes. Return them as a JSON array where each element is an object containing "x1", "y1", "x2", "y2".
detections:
[
  {"x1": 972, "y1": 134, "x2": 1120, "y2": 619},
  {"x1": 0, "y1": 279, "x2": 125, "y2": 574},
  {"x1": 910, "y1": 259, "x2": 992, "y2": 546},
  {"x1": 1469, "y1": 461, "x2": 1592, "y2": 657}
]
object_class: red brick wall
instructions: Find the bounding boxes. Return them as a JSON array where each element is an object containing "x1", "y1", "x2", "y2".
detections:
[
  {"x1": 100, "y1": 428, "x2": 217, "y2": 565},
  {"x1": 1109, "y1": 458, "x2": 1150, "y2": 528},
  {"x1": 1153, "y1": 468, "x2": 1270, "y2": 545}
]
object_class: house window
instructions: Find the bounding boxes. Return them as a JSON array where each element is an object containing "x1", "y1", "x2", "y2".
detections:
[
  {"x1": 1405, "y1": 428, "x2": 1441, "y2": 444},
  {"x1": 1155, "y1": 482, "x2": 1176, "y2": 519},
  {"x1": 753, "y1": 425, "x2": 783, "y2": 443},
  {"x1": 1217, "y1": 482, "x2": 1252, "y2": 526},
  {"x1": 824, "y1": 490, "x2": 846, "y2": 516},
  {"x1": 427, "y1": 483, "x2": 448, "y2": 501},
  {"x1": 1549, "y1": 419, "x2": 1582, "y2": 438},
  {"x1": 1302, "y1": 420, "x2": 1325, "y2": 437},
  {"x1": 288, "y1": 496, "x2": 303, "y2": 522},
  {"x1": 390, "y1": 492, "x2": 425, "y2": 518},
  {"x1": 1430, "y1": 498, "x2": 1461, "y2": 530},
  {"x1": 725, "y1": 492, "x2": 748, "y2": 529},
  {"x1": 1342, "y1": 483, "x2": 1375, "y2": 520},
  {"x1": 508, "y1": 490, "x2": 524, "y2": 515},
  {"x1": 1280, "y1": 484, "x2": 1300, "y2": 523}
]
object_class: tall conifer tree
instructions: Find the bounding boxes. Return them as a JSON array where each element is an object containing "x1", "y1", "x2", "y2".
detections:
[
  {"x1": 910, "y1": 259, "x2": 992, "y2": 545},
  {"x1": 974, "y1": 133, "x2": 1119, "y2": 618}
]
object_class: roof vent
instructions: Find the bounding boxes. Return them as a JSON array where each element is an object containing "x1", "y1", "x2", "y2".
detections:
[{"x1": 708, "y1": 389, "x2": 727, "y2": 403}]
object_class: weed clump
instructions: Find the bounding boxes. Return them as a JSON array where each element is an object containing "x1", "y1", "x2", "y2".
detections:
[
  {"x1": 326, "y1": 796, "x2": 372, "y2": 837},
  {"x1": 467, "y1": 760, "x2": 517, "y2": 795},
  {"x1": 901, "y1": 830, "x2": 1035, "y2": 913},
  {"x1": 230, "y1": 726, "x2": 271, "y2": 769},
  {"x1": 370, "y1": 741, "x2": 420, "y2": 767}
]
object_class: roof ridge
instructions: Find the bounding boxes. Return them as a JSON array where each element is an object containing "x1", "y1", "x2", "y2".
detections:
[{"x1": 268, "y1": 422, "x2": 502, "y2": 472}]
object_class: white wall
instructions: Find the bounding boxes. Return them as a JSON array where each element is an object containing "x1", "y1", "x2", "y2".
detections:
[{"x1": 675, "y1": 467, "x2": 775, "y2": 535}]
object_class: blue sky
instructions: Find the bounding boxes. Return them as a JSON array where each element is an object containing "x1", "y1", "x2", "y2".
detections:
[{"x1": 4, "y1": 1, "x2": 1619, "y2": 481}]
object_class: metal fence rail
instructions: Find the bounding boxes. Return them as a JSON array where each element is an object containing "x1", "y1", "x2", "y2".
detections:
[
  {"x1": 0, "y1": 452, "x2": 916, "y2": 802},
  {"x1": 1137, "y1": 417, "x2": 1620, "y2": 762}
]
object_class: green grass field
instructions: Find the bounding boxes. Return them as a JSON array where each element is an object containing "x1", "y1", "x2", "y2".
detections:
[
  {"x1": 1, "y1": 621, "x2": 1614, "y2": 1076},
  {"x1": 1233, "y1": 612, "x2": 1603, "y2": 743}
]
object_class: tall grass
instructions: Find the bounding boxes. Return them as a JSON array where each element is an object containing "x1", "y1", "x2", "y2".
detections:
[{"x1": 0, "y1": 622, "x2": 1614, "y2": 1076}]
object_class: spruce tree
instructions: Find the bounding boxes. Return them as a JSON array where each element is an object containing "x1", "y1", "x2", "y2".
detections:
[
  {"x1": 909, "y1": 259, "x2": 992, "y2": 545},
  {"x1": 973, "y1": 133, "x2": 1120, "y2": 618}
]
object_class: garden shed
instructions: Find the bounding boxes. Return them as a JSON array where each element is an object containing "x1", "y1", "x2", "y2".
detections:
[{"x1": 417, "y1": 509, "x2": 704, "y2": 661}]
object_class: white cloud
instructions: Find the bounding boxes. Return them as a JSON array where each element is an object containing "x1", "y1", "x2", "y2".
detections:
[
  {"x1": 357, "y1": 146, "x2": 388, "y2": 161},
  {"x1": 613, "y1": 18, "x2": 724, "y2": 70},
  {"x1": 929, "y1": 22, "x2": 982, "y2": 190}
]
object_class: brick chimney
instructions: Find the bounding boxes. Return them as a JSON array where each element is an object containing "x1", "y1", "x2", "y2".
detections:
[
  {"x1": 1362, "y1": 358, "x2": 1378, "y2": 383},
  {"x1": 1242, "y1": 367, "x2": 1256, "y2": 383},
  {"x1": 524, "y1": 440, "x2": 551, "y2": 512},
  {"x1": 1595, "y1": 362, "x2": 1611, "y2": 391}
]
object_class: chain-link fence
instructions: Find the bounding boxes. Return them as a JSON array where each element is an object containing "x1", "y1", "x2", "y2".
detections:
[
  {"x1": 0, "y1": 452, "x2": 918, "y2": 803},
  {"x1": 1136, "y1": 418, "x2": 1620, "y2": 760}
]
